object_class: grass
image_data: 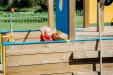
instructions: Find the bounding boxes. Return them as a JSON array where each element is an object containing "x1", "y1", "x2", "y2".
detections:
[
  {"x1": 0, "y1": 15, "x2": 84, "y2": 31},
  {"x1": 0, "y1": 22, "x2": 48, "y2": 31}
]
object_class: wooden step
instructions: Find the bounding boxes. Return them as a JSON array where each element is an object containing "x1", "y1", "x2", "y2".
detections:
[
  {"x1": 73, "y1": 50, "x2": 113, "y2": 59},
  {"x1": 74, "y1": 71, "x2": 113, "y2": 75}
]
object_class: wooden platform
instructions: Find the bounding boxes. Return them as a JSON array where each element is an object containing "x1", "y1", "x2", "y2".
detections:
[
  {"x1": 1, "y1": 26, "x2": 113, "y2": 75},
  {"x1": 5, "y1": 40, "x2": 113, "y2": 75}
]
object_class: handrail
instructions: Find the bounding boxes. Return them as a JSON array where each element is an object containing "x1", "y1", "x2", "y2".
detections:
[
  {"x1": 0, "y1": 30, "x2": 40, "y2": 34},
  {"x1": 2, "y1": 37, "x2": 113, "y2": 46}
]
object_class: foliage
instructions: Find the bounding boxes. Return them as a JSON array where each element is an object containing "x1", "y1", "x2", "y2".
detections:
[
  {"x1": 13, "y1": 0, "x2": 35, "y2": 8},
  {"x1": 0, "y1": 0, "x2": 48, "y2": 12}
]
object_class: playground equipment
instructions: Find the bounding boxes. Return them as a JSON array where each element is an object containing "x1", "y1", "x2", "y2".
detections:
[
  {"x1": 49, "y1": 0, "x2": 75, "y2": 39},
  {"x1": 0, "y1": 0, "x2": 113, "y2": 75},
  {"x1": 104, "y1": 0, "x2": 113, "y2": 6}
]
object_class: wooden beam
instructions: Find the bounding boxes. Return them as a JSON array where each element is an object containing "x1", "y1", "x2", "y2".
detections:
[
  {"x1": 73, "y1": 71, "x2": 113, "y2": 75},
  {"x1": 69, "y1": 0, "x2": 76, "y2": 40},
  {"x1": 84, "y1": 0, "x2": 90, "y2": 28},
  {"x1": 5, "y1": 40, "x2": 113, "y2": 56},
  {"x1": 2, "y1": 46, "x2": 6, "y2": 75},
  {"x1": 6, "y1": 63, "x2": 93, "y2": 74},
  {"x1": 6, "y1": 63, "x2": 113, "y2": 74},
  {"x1": 73, "y1": 50, "x2": 113, "y2": 59},
  {"x1": 6, "y1": 52, "x2": 71, "y2": 67},
  {"x1": 48, "y1": 0, "x2": 55, "y2": 29},
  {"x1": 6, "y1": 50, "x2": 113, "y2": 67}
]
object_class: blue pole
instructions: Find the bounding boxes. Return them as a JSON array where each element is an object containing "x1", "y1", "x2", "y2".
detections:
[{"x1": 2, "y1": 37, "x2": 113, "y2": 46}]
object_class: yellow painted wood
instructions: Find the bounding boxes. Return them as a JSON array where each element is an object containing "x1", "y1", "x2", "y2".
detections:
[
  {"x1": 2, "y1": 46, "x2": 6, "y2": 75},
  {"x1": 84, "y1": 0, "x2": 90, "y2": 28},
  {"x1": 85, "y1": 0, "x2": 113, "y2": 25}
]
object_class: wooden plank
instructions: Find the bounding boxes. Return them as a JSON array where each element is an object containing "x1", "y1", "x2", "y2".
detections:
[
  {"x1": 51, "y1": 73, "x2": 72, "y2": 75},
  {"x1": 6, "y1": 63, "x2": 93, "y2": 74},
  {"x1": 10, "y1": 32, "x2": 40, "y2": 40},
  {"x1": 74, "y1": 71, "x2": 113, "y2": 75},
  {"x1": 96, "y1": 63, "x2": 113, "y2": 71},
  {"x1": 6, "y1": 72, "x2": 72, "y2": 75},
  {"x1": 73, "y1": 51, "x2": 98, "y2": 59},
  {"x1": 5, "y1": 40, "x2": 113, "y2": 56},
  {"x1": 6, "y1": 71, "x2": 113, "y2": 75},
  {"x1": 69, "y1": 0, "x2": 76, "y2": 40},
  {"x1": 74, "y1": 72, "x2": 98, "y2": 75},
  {"x1": 6, "y1": 52, "x2": 71, "y2": 67},
  {"x1": 73, "y1": 50, "x2": 113, "y2": 59},
  {"x1": 6, "y1": 43, "x2": 75, "y2": 56},
  {"x1": 6, "y1": 63, "x2": 113, "y2": 75},
  {"x1": 84, "y1": 0, "x2": 90, "y2": 28},
  {"x1": 48, "y1": 0, "x2": 54, "y2": 29}
]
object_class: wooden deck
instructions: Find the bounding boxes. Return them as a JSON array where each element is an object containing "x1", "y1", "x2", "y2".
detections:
[{"x1": 1, "y1": 26, "x2": 113, "y2": 75}]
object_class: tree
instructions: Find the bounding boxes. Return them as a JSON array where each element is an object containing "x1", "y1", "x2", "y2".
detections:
[
  {"x1": 37, "y1": 0, "x2": 48, "y2": 10},
  {"x1": 19, "y1": 0, "x2": 35, "y2": 8}
]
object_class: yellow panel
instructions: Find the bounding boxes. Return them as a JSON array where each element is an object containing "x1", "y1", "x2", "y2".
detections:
[
  {"x1": 89, "y1": 0, "x2": 97, "y2": 24},
  {"x1": 88, "y1": 0, "x2": 113, "y2": 24},
  {"x1": 104, "y1": 3, "x2": 113, "y2": 23}
]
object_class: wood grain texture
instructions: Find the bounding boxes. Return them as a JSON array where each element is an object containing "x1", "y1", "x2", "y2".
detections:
[
  {"x1": 6, "y1": 63, "x2": 113, "y2": 75},
  {"x1": 48, "y1": 0, "x2": 55, "y2": 29},
  {"x1": 73, "y1": 50, "x2": 113, "y2": 59},
  {"x1": 84, "y1": 0, "x2": 90, "y2": 28},
  {"x1": 69, "y1": 0, "x2": 76, "y2": 40}
]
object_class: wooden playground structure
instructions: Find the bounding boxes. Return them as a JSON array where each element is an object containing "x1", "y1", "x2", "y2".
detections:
[{"x1": 0, "y1": 0, "x2": 113, "y2": 75}]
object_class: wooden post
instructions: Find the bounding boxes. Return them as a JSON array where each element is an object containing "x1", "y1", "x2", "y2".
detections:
[
  {"x1": 69, "y1": 0, "x2": 76, "y2": 40},
  {"x1": 48, "y1": 0, "x2": 54, "y2": 29},
  {"x1": 84, "y1": 0, "x2": 90, "y2": 28},
  {"x1": 0, "y1": 34, "x2": 7, "y2": 75},
  {"x1": 2, "y1": 46, "x2": 6, "y2": 75},
  {"x1": 97, "y1": 0, "x2": 104, "y2": 32},
  {"x1": 0, "y1": 34, "x2": 2, "y2": 43}
]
